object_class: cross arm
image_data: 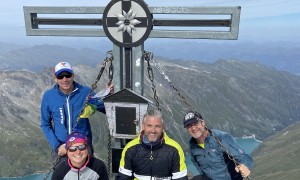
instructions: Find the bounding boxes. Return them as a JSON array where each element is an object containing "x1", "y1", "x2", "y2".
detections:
[{"x1": 23, "y1": 6, "x2": 241, "y2": 40}]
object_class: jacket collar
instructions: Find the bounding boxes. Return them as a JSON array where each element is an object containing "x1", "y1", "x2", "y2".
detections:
[
  {"x1": 140, "y1": 131, "x2": 165, "y2": 149},
  {"x1": 68, "y1": 155, "x2": 90, "y2": 172}
]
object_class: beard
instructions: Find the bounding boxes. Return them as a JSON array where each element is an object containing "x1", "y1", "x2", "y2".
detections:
[{"x1": 191, "y1": 126, "x2": 207, "y2": 143}]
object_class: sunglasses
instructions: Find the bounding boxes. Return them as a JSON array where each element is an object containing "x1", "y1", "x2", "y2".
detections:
[
  {"x1": 56, "y1": 73, "x2": 72, "y2": 79},
  {"x1": 68, "y1": 144, "x2": 87, "y2": 152}
]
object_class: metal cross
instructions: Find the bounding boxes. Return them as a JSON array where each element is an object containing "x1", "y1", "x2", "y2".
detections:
[
  {"x1": 23, "y1": 0, "x2": 241, "y2": 174},
  {"x1": 23, "y1": 1, "x2": 241, "y2": 95}
]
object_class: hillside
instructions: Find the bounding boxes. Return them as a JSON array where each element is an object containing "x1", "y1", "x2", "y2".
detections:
[
  {"x1": 251, "y1": 122, "x2": 300, "y2": 180},
  {"x1": 1, "y1": 59, "x2": 300, "y2": 177}
]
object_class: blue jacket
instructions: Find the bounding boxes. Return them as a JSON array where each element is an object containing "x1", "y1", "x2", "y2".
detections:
[
  {"x1": 40, "y1": 81, "x2": 105, "y2": 153},
  {"x1": 190, "y1": 129, "x2": 253, "y2": 180}
]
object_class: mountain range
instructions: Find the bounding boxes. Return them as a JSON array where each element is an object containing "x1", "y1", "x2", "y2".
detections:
[
  {"x1": 0, "y1": 42, "x2": 300, "y2": 177},
  {"x1": 0, "y1": 40, "x2": 300, "y2": 75}
]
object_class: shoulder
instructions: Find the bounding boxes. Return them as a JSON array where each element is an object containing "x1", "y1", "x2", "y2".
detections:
[
  {"x1": 164, "y1": 133, "x2": 184, "y2": 152},
  {"x1": 125, "y1": 136, "x2": 140, "y2": 149},
  {"x1": 41, "y1": 87, "x2": 59, "y2": 104},
  {"x1": 210, "y1": 129, "x2": 237, "y2": 146},
  {"x1": 211, "y1": 129, "x2": 231, "y2": 139},
  {"x1": 90, "y1": 157, "x2": 105, "y2": 165},
  {"x1": 88, "y1": 157, "x2": 106, "y2": 169},
  {"x1": 42, "y1": 86, "x2": 56, "y2": 97},
  {"x1": 87, "y1": 157, "x2": 108, "y2": 177},
  {"x1": 52, "y1": 161, "x2": 70, "y2": 179}
]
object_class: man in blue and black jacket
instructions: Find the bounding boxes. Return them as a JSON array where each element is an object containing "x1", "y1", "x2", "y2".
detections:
[{"x1": 41, "y1": 62, "x2": 112, "y2": 162}]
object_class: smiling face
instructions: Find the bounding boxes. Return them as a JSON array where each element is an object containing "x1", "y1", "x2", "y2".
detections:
[
  {"x1": 54, "y1": 71, "x2": 74, "y2": 94},
  {"x1": 67, "y1": 142, "x2": 88, "y2": 168},
  {"x1": 142, "y1": 115, "x2": 164, "y2": 142},
  {"x1": 186, "y1": 120, "x2": 207, "y2": 143}
]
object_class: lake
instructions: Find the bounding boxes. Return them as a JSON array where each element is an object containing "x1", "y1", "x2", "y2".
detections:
[{"x1": 0, "y1": 136, "x2": 261, "y2": 179}]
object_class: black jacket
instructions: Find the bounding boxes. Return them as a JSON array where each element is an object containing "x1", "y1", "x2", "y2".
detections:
[{"x1": 117, "y1": 132, "x2": 188, "y2": 180}]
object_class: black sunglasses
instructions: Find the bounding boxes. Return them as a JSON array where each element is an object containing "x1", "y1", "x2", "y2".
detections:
[
  {"x1": 56, "y1": 73, "x2": 72, "y2": 79},
  {"x1": 68, "y1": 144, "x2": 87, "y2": 152}
]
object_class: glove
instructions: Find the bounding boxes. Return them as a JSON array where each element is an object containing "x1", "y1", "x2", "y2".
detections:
[{"x1": 79, "y1": 104, "x2": 97, "y2": 118}]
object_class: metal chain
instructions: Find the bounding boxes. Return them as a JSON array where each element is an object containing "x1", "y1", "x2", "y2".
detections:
[
  {"x1": 144, "y1": 51, "x2": 161, "y2": 111},
  {"x1": 106, "y1": 53, "x2": 113, "y2": 178},
  {"x1": 206, "y1": 128, "x2": 251, "y2": 179},
  {"x1": 148, "y1": 53, "x2": 194, "y2": 111},
  {"x1": 107, "y1": 134, "x2": 112, "y2": 178}
]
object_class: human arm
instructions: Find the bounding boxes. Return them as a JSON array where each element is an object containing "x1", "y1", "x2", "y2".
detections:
[
  {"x1": 88, "y1": 84, "x2": 114, "y2": 114},
  {"x1": 171, "y1": 144, "x2": 188, "y2": 180},
  {"x1": 221, "y1": 134, "x2": 254, "y2": 176},
  {"x1": 88, "y1": 92, "x2": 106, "y2": 114},
  {"x1": 116, "y1": 146, "x2": 134, "y2": 180},
  {"x1": 96, "y1": 158, "x2": 109, "y2": 180},
  {"x1": 40, "y1": 96, "x2": 61, "y2": 153},
  {"x1": 51, "y1": 161, "x2": 69, "y2": 180}
]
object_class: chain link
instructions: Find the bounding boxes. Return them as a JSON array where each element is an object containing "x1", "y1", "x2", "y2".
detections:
[
  {"x1": 107, "y1": 134, "x2": 112, "y2": 178},
  {"x1": 144, "y1": 51, "x2": 161, "y2": 111},
  {"x1": 149, "y1": 55, "x2": 194, "y2": 111}
]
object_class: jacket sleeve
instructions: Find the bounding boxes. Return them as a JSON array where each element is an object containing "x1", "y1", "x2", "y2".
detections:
[
  {"x1": 116, "y1": 146, "x2": 134, "y2": 180},
  {"x1": 166, "y1": 139, "x2": 188, "y2": 180},
  {"x1": 40, "y1": 95, "x2": 61, "y2": 153},
  {"x1": 98, "y1": 159, "x2": 109, "y2": 180},
  {"x1": 221, "y1": 134, "x2": 254, "y2": 170},
  {"x1": 172, "y1": 145, "x2": 188, "y2": 180}
]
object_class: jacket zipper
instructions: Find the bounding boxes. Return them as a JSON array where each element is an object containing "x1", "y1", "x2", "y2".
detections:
[
  {"x1": 66, "y1": 87, "x2": 78, "y2": 134},
  {"x1": 66, "y1": 95, "x2": 71, "y2": 134}
]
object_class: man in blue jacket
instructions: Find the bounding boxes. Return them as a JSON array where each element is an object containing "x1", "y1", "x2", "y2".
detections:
[
  {"x1": 41, "y1": 62, "x2": 112, "y2": 162},
  {"x1": 183, "y1": 111, "x2": 253, "y2": 180}
]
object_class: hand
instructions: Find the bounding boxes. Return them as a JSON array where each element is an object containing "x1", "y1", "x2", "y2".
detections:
[
  {"x1": 235, "y1": 164, "x2": 251, "y2": 177},
  {"x1": 107, "y1": 83, "x2": 114, "y2": 94},
  {"x1": 79, "y1": 104, "x2": 96, "y2": 118},
  {"x1": 58, "y1": 144, "x2": 66, "y2": 156}
]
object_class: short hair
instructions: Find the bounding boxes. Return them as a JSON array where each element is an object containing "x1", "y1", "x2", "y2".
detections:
[{"x1": 143, "y1": 109, "x2": 164, "y2": 125}]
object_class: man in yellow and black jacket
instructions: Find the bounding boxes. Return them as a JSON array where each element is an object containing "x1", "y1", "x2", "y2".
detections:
[{"x1": 116, "y1": 109, "x2": 188, "y2": 180}]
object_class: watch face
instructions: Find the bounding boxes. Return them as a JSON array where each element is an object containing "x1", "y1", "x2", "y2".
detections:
[{"x1": 103, "y1": 0, "x2": 153, "y2": 48}]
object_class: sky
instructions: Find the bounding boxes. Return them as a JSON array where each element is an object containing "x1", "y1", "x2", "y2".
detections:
[{"x1": 0, "y1": 0, "x2": 299, "y2": 44}]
